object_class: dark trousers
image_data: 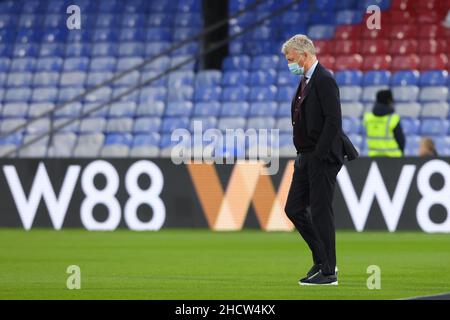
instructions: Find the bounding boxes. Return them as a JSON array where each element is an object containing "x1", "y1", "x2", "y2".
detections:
[{"x1": 284, "y1": 152, "x2": 342, "y2": 276}]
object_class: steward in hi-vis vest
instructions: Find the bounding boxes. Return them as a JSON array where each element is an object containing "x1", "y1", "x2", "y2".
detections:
[{"x1": 363, "y1": 90, "x2": 405, "y2": 157}]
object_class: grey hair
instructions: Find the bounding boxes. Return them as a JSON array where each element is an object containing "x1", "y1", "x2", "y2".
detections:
[{"x1": 281, "y1": 34, "x2": 316, "y2": 56}]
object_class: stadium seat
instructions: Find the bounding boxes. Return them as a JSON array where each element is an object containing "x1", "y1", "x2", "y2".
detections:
[
  {"x1": 421, "y1": 102, "x2": 449, "y2": 118},
  {"x1": 419, "y1": 87, "x2": 449, "y2": 102},
  {"x1": 420, "y1": 119, "x2": 450, "y2": 136},
  {"x1": 395, "y1": 102, "x2": 421, "y2": 118},
  {"x1": 392, "y1": 86, "x2": 420, "y2": 102},
  {"x1": 335, "y1": 70, "x2": 363, "y2": 86},
  {"x1": 220, "y1": 102, "x2": 249, "y2": 117},
  {"x1": 391, "y1": 70, "x2": 420, "y2": 86},
  {"x1": 419, "y1": 70, "x2": 448, "y2": 86}
]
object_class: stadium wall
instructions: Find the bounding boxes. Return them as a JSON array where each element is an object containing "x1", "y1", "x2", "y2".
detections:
[{"x1": 0, "y1": 158, "x2": 448, "y2": 233}]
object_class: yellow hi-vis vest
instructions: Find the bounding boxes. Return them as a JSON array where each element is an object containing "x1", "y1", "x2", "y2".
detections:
[{"x1": 363, "y1": 112, "x2": 402, "y2": 157}]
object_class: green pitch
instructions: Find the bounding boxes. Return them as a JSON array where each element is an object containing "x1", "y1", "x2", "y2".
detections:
[{"x1": 0, "y1": 229, "x2": 449, "y2": 300}]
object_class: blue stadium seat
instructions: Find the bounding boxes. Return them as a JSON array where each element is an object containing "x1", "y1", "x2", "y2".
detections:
[
  {"x1": 250, "y1": 70, "x2": 277, "y2": 86},
  {"x1": 277, "y1": 86, "x2": 295, "y2": 102},
  {"x1": 335, "y1": 70, "x2": 363, "y2": 86},
  {"x1": 391, "y1": 71, "x2": 420, "y2": 86},
  {"x1": 5, "y1": 88, "x2": 32, "y2": 102},
  {"x1": 220, "y1": 102, "x2": 249, "y2": 117},
  {"x1": 222, "y1": 71, "x2": 249, "y2": 86},
  {"x1": 342, "y1": 117, "x2": 361, "y2": 134},
  {"x1": 195, "y1": 70, "x2": 222, "y2": 88},
  {"x1": 167, "y1": 86, "x2": 194, "y2": 102},
  {"x1": 277, "y1": 102, "x2": 291, "y2": 117},
  {"x1": 277, "y1": 71, "x2": 299, "y2": 86},
  {"x1": 92, "y1": 28, "x2": 119, "y2": 42},
  {"x1": 401, "y1": 118, "x2": 420, "y2": 135},
  {"x1": 91, "y1": 43, "x2": 118, "y2": 57},
  {"x1": 340, "y1": 86, "x2": 363, "y2": 102},
  {"x1": 140, "y1": 71, "x2": 168, "y2": 86},
  {"x1": 104, "y1": 133, "x2": 133, "y2": 146},
  {"x1": 36, "y1": 57, "x2": 63, "y2": 71},
  {"x1": 247, "y1": 117, "x2": 276, "y2": 130},
  {"x1": 193, "y1": 102, "x2": 221, "y2": 117},
  {"x1": 13, "y1": 43, "x2": 39, "y2": 57},
  {"x1": 0, "y1": 58, "x2": 10, "y2": 72},
  {"x1": 58, "y1": 87, "x2": 84, "y2": 103},
  {"x1": 60, "y1": 71, "x2": 86, "y2": 87},
  {"x1": 357, "y1": 0, "x2": 391, "y2": 10},
  {"x1": 121, "y1": 14, "x2": 146, "y2": 28},
  {"x1": 336, "y1": 10, "x2": 363, "y2": 24},
  {"x1": 108, "y1": 102, "x2": 136, "y2": 118},
  {"x1": 419, "y1": 87, "x2": 449, "y2": 102},
  {"x1": 120, "y1": 28, "x2": 145, "y2": 42},
  {"x1": 133, "y1": 117, "x2": 162, "y2": 134},
  {"x1": 392, "y1": 86, "x2": 420, "y2": 102},
  {"x1": 31, "y1": 87, "x2": 58, "y2": 103},
  {"x1": 86, "y1": 71, "x2": 113, "y2": 87},
  {"x1": 251, "y1": 55, "x2": 279, "y2": 70},
  {"x1": 307, "y1": 25, "x2": 335, "y2": 40},
  {"x1": 222, "y1": 86, "x2": 250, "y2": 102},
  {"x1": 133, "y1": 133, "x2": 161, "y2": 147},
  {"x1": 161, "y1": 117, "x2": 190, "y2": 133},
  {"x1": 40, "y1": 43, "x2": 65, "y2": 57},
  {"x1": 310, "y1": 11, "x2": 336, "y2": 25},
  {"x1": 54, "y1": 102, "x2": 82, "y2": 118},
  {"x1": 249, "y1": 102, "x2": 278, "y2": 117},
  {"x1": 419, "y1": 70, "x2": 448, "y2": 87},
  {"x1": 64, "y1": 57, "x2": 90, "y2": 71},
  {"x1": 175, "y1": 13, "x2": 203, "y2": 27},
  {"x1": 250, "y1": 86, "x2": 277, "y2": 102},
  {"x1": 144, "y1": 56, "x2": 171, "y2": 71},
  {"x1": 28, "y1": 103, "x2": 54, "y2": 118},
  {"x1": 166, "y1": 101, "x2": 193, "y2": 117},
  {"x1": 89, "y1": 57, "x2": 117, "y2": 72},
  {"x1": 222, "y1": 55, "x2": 251, "y2": 70},
  {"x1": 136, "y1": 101, "x2": 165, "y2": 117},
  {"x1": 10, "y1": 58, "x2": 36, "y2": 72},
  {"x1": 6, "y1": 72, "x2": 32, "y2": 87},
  {"x1": 421, "y1": 119, "x2": 449, "y2": 136},
  {"x1": 170, "y1": 56, "x2": 196, "y2": 71},
  {"x1": 169, "y1": 71, "x2": 195, "y2": 88},
  {"x1": 218, "y1": 117, "x2": 247, "y2": 131},
  {"x1": 85, "y1": 87, "x2": 112, "y2": 103},
  {"x1": 118, "y1": 42, "x2": 144, "y2": 56},
  {"x1": 189, "y1": 117, "x2": 218, "y2": 132},
  {"x1": 194, "y1": 86, "x2": 221, "y2": 102},
  {"x1": 116, "y1": 57, "x2": 143, "y2": 71},
  {"x1": 362, "y1": 71, "x2": 391, "y2": 86},
  {"x1": 146, "y1": 28, "x2": 172, "y2": 41},
  {"x1": 106, "y1": 117, "x2": 134, "y2": 133},
  {"x1": 2, "y1": 103, "x2": 28, "y2": 118},
  {"x1": 139, "y1": 87, "x2": 167, "y2": 103},
  {"x1": 147, "y1": 14, "x2": 173, "y2": 27}
]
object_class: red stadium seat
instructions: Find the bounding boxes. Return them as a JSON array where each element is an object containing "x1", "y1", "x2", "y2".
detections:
[
  {"x1": 333, "y1": 40, "x2": 361, "y2": 55},
  {"x1": 391, "y1": 54, "x2": 420, "y2": 71},
  {"x1": 419, "y1": 54, "x2": 448, "y2": 71},
  {"x1": 361, "y1": 40, "x2": 390, "y2": 55},
  {"x1": 419, "y1": 25, "x2": 450, "y2": 39},
  {"x1": 391, "y1": 0, "x2": 415, "y2": 11},
  {"x1": 418, "y1": 0, "x2": 449, "y2": 10},
  {"x1": 418, "y1": 39, "x2": 447, "y2": 54},
  {"x1": 362, "y1": 55, "x2": 392, "y2": 71},
  {"x1": 318, "y1": 55, "x2": 335, "y2": 71},
  {"x1": 386, "y1": 11, "x2": 416, "y2": 24},
  {"x1": 361, "y1": 26, "x2": 390, "y2": 40},
  {"x1": 390, "y1": 25, "x2": 418, "y2": 40},
  {"x1": 416, "y1": 11, "x2": 441, "y2": 24},
  {"x1": 334, "y1": 54, "x2": 363, "y2": 71},
  {"x1": 389, "y1": 40, "x2": 418, "y2": 55},
  {"x1": 314, "y1": 40, "x2": 332, "y2": 55},
  {"x1": 334, "y1": 25, "x2": 362, "y2": 40}
]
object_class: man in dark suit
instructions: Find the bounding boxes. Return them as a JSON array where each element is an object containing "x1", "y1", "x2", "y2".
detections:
[{"x1": 281, "y1": 35, "x2": 358, "y2": 286}]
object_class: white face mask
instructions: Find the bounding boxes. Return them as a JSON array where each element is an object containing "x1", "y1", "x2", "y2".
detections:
[{"x1": 288, "y1": 62, "x2": 304, "y2": 75}]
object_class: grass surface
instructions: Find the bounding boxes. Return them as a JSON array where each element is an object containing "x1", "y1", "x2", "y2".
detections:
[{"x1": 0, "y1": 229, "x2": 449, "y2": 300}]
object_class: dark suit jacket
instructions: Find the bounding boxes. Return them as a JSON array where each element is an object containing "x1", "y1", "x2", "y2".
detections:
[{"x1": 291, "y1": 62, "x2": 359, "y2": 164}]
